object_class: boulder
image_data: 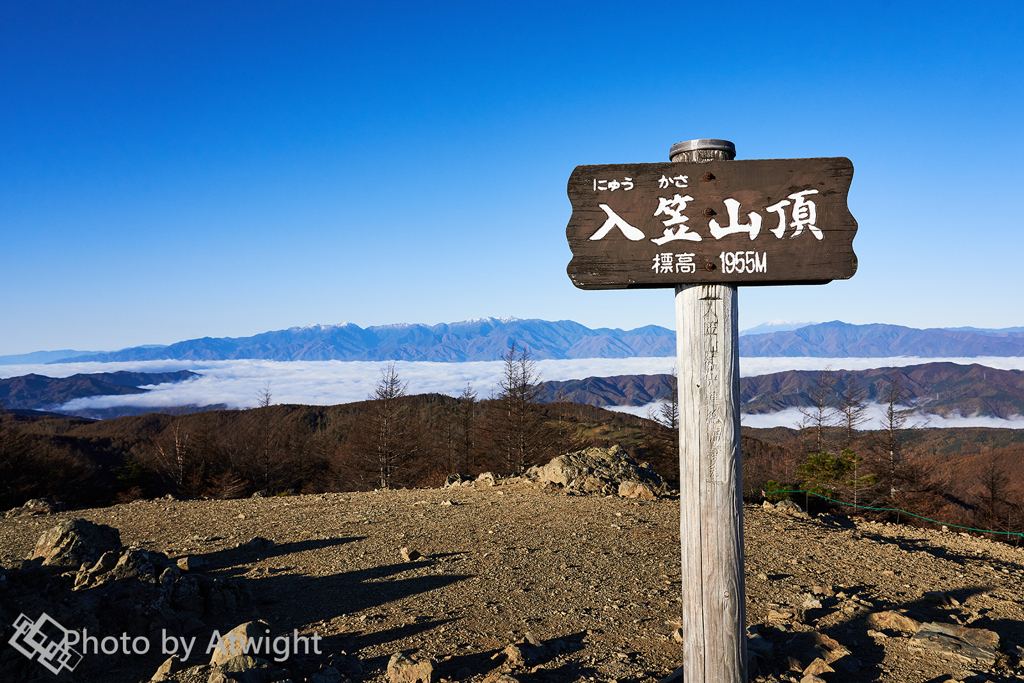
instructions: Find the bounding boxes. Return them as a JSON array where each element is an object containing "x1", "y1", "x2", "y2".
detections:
[
  {"x1": 72, "y1": 549, "x2": 119, "y2": 590},
  {"x1": 908, "y1": 622, "x2": 1000, "y2": 666},
  {"x1": 151, "y1": 654, "x2": 186, "y2": 681},
  {"x1": 29, "y1": 518, "x2": 122, "y2": 568},
  {"x1": 308, "y1": 666, "x2": 349, "y2": 683},
  {"x1": 444, "y1": 474, "x2": 471, "y2": 487},
  {"x1": 208, "y1": 654, "x2": 277, "y2": 683},
  {"x1": 5, "y1": 497, "x2": 64, "y2": 518},
  {"x1": 530, "y1": 446, "x2": 665, "y2": 497},
  {"x1": 386, "y1": 653, "x2": 435, "y2": 683},
  {"x1": 866, "y1": 610, "x2": 920, "y2": 634},
  {"x1": 618, "y1": 481, "x2": 657, "y2": 500},
  {"x1": 773, "y1": 499, "x2": 809, "y2": 518},
  {"x1": 209, "y1": 621, "x2": 272, "y2": 667}
]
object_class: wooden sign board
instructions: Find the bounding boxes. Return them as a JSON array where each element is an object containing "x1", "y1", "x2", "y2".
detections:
[{"x1": 566, "y1": 157, "x2": 857, "y2": 289}]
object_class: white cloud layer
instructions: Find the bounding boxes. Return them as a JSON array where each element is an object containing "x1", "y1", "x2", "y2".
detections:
[
  {"x1": 2, "y1": 357, "x2": 1022, "y2": 430},
  {"x1": 610, "y1": 402, "x2": 1024, "y2": 430}
]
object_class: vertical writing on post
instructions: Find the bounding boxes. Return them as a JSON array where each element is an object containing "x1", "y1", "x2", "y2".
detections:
[{"x1": 702, "y1": 292, "x2": 725, "y2": 483}]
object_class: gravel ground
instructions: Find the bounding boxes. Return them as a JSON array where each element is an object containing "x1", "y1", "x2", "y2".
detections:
[{"x1": 2, "y1": 479, "x2": 1024, "y2": 683}]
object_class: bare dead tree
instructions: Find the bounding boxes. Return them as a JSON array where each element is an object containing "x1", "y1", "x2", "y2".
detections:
[
  {"x1": 353, "y1": 363, "x2": 417, "y2": 489},
  {"x1": 457, "y1": 383, "x2": 477, "y2": 474},
  {"x1": 492, "y1": 342, "x2": 547, "y2": 474},
  {"x1": 874, "y1": 368, "x2": 916, "y2": 502},
  {"x1": 253, "y1": 382, "x2": 276, "y2": 491},
  {"x1": 836, "y1": 377, "x2": 869, "y2": 450},
  {"x1": 836, "y1": 377, "x2": 870, "y2": 506},
  {"x1": 644, "y1": 368, "x2": 678, "y2": 462},
  {"x1": 978, "y1": 459, "x2": 1008, "y2": 534},
  {"x1": 153, "y1": 418, "x2": 191, "y2": 491},
  {"x1": 798, "y1": 366, "x2": 837, "y2": 455}
]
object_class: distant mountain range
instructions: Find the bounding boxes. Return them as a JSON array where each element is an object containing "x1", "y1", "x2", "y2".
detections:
[
  {"x1": 0, "y1": 349, "x2": 101, "y2": 365},
  {"x1": 542, "y1": 362, "x2": 1024, "y2": 418},
  {"x1": 50, "y1": 318, "x2": 677, "y2": 363},
  {"x1": 738, "y1": 320, "x2": 817, "y2": 336},
  {"x1": 0, "y1": 371, "x2": 198, "y2": 411},
  {"x1": 740, "y1": 321, "x2": 1024, "y2": 357},
  {"x1": 19, "y1": 319, "x2": 1024, "y2": 364}
]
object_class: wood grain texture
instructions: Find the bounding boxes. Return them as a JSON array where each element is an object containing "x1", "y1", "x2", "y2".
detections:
[
  {"x1": 677, "y1": 283, "x2": 747, "y2": 683},
  {"x1": 566, "y1": 157, "x2": 856, "y2": 289}
]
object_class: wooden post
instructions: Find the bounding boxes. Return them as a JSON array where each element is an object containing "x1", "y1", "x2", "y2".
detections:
[{"x1": 672, "y1": 139, "x2": 747, "y2": 683}]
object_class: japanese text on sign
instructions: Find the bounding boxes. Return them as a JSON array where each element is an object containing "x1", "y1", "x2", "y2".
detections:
[{"x1": 589, "y1": 189, "x2": 821, "y2": 244}]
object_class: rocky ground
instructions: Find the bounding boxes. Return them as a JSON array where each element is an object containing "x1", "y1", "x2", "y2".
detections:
[{"x1": 2, "y1": 476, "x2": 1024, "y2": 683}]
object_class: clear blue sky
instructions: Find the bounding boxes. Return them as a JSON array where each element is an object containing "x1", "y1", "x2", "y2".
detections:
[{"x1": 2, "y1": 1, "x2": 1022, "y2": 356}]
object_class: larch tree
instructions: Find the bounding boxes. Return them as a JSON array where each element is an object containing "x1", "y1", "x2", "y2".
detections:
[
  {"x1": 836, "y1": 376, "x2": 870, "y2": 505},
  {"x1": 492, "y1": 342, "x2": 547, "y2": 474},
  {"x1": 798, "y1": 366, "x2": 837, "y2": 455},
  {"x1": 356, "y1": 363, "x2": 417, "y2": 489},
  {"x1": 874, "y1": 368, "x2": 916, "y2": 501}
]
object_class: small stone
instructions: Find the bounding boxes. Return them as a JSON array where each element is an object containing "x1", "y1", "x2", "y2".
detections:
[
  {"x1": 500, "y1": 644, "x2": 526, "y2": 667},
  {"x1": 866, "y1": 610, "x2": 920, "y2": 634},
  {"x1": 746, "y1": 627, "x2": 773, "y2": 660},
  {"x1": 482, "y1": 674, "x2": 520, "y2": 683},
  {"x1": 803, "y1": 658, "x2": 834, "y2": 676},
  {"x1": 802, "y1": 596, "x2": 823, "y2": 610},
  {"x1": 400, "y1": 547, "x2": 422, "y2": 562},
  {"x1": 308, "y1": 666, "x2": 347, "y2": 683},
  {"x1": 768, "y1": 608, "x2": 797, "y2": 623},
  {"x1": 177, "y1": 556, "x2": 203, "y2": 572}
]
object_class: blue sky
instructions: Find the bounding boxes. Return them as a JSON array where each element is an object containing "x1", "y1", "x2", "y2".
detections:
[{"x1": 3, "y1": 1, "x2": 1023, "y2": 356}]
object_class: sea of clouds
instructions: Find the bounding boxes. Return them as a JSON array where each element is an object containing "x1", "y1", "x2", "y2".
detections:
[{"x1": 3, "y1": 356, "x2": 1023, "y2": 429}]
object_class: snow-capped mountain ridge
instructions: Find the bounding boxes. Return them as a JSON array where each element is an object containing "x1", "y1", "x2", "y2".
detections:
[{"x1": 38, "y1": 320, "x2": 1024, "y2": 365}]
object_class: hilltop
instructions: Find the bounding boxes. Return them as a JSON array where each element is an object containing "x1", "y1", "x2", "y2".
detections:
[{"x1": 1, "y1": 481, "x2": 1023, "y2": 682}]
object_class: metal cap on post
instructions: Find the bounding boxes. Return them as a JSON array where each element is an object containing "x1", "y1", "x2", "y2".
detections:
[{"x1": 669, "y1": 139, "x2": 736, "y2": 163}]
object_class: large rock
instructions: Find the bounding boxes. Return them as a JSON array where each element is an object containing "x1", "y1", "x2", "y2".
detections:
[
  {"x1": 908, "y1": 622, "x2": 1000, "y2": 666},
  {"x1": 387, "y1": 653, "x2": 435, "y2": 683},
  {"x1": 866, "y1": 610, "x2": 920, "y2": 634},
  {"x1": 444, "y1": 474, "x2": 471, "y2": 487},
  {"x1": 29, "y1": 518, "x2": 122, "y2": 567},
  {"x1": 528, "y1": 446, "x2": 665, "y2": 497},
  {"x1": 208, "y1": 654, "x2": 278, "y2": 683},
  {"x1": 209, "y1": 621, "x2": 272, "y2": 667},
  {"x1": 5, "y1": 497, "x2": 64, "y2": 518},
  {"x1": 618, "y1": 480, "x2": 657, "y2": 500}
]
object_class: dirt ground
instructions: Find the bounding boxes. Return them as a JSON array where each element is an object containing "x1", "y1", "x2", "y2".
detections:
[{"x1": 2, "y1": 479, "x2": 1023, "y2": 682}]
